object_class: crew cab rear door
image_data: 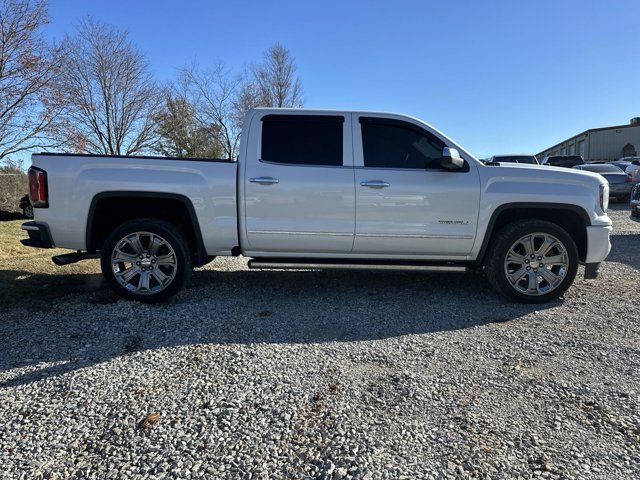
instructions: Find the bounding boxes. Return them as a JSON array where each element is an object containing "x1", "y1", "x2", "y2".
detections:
[
  {"x1": 241, "y1": 112, "x2": 355, "y2": 254},
  {"x1": 351, "y1": 114, "x2": 480, "y2": 257}
]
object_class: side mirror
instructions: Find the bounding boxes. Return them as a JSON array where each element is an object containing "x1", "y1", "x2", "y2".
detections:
[{"x1": 440, "y1": 147, "x2": 464, "y2": 170}]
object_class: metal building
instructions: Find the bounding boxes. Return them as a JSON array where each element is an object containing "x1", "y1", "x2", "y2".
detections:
[{"x1": 537, "y1": 118, "x2": 640, "y2": 162}]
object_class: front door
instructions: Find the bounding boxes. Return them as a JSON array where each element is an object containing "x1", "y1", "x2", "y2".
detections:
[
  {"x1": 243, "y1": 113, "x2": 355, "y2": 254},
  {"x1": 352, "y1": 115, "x2": 480, "y2": 257}
]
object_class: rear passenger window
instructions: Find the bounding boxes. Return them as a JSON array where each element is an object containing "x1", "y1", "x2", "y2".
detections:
[
  {"x1": 360, "y1": 117, "x2": 446, "y2": 169},
  {"x1": 261, "y1": 115, "x2": 344, "y2": 166}
]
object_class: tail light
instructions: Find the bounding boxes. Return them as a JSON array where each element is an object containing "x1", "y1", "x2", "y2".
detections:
[
  {"x1": 28, "y1": 167, "x2": 49, "y2": 207},
  {"x1": 627, "y1": 174, "x2": 633, "y2": 182}
]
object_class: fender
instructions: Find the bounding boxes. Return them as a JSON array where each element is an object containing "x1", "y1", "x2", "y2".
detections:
[
  {"x1": 85, "y1": 191, "x2": 208, "y2": 265},
  {"x1": 473, "y1": 202, "x2": 591, "y2": 266}
]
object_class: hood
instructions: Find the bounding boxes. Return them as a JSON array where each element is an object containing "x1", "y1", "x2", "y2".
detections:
[
  {"x1": 481, "y1": 162, "x2": 606, "y2": 187},
  {"x1": 476, "y1": 161, "x2": 610, "y2": 227}
]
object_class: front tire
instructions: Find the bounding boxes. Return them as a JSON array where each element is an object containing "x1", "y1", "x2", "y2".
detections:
[
  {"x1": 485, "y1": 220, "x2": 579, "y2": 303},
  {"x1": 100, "y1": 218, "x2": 192, "y2": 303}
]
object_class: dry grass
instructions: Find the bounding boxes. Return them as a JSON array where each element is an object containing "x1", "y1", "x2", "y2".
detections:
[
  {"x1": 0, "y1": 220, "x2": 102, "y2": 309},
  {"x1": 0, "y1": 174, "x2": 27, "y2": 214}
]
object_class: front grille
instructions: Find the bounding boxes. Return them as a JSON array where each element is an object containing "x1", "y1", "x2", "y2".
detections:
[{"x1": 632, "y1": 184, "x2": 640, "y2": 201}]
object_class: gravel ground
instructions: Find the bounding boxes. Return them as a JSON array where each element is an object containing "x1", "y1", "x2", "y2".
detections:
[{"x1": 0, "y1": 205, "x2": 638, "y2": 479}]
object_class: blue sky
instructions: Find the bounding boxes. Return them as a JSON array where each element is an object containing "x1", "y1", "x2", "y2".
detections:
[{"x1": 44, "y1": 0, "x2": 640, "y2": 158}]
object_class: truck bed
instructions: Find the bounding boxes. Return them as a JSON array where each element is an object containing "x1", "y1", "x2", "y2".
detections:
[{"x1": 31, "y1": 153, "x2": 239, "y2": 255}]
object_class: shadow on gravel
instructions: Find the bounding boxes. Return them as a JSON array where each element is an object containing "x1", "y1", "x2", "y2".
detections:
[
  {"x1": 0, "y1": 269, "x2": 104, "y2": 309},
  {"x1": 0, "y1": 266, "x2": 556, "y2": 388},
  {"x1": 607, "y1": 234, "x2": 640, "y2": 270}
]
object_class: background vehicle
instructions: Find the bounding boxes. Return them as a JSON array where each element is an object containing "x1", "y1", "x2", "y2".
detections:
[
  {"x1": 19, "y1": 194, "x2": 33, "y2": 218},
  {"x1": 573, "y1": 164, "x2": 634, "y2": 202},
  {"x1": 541, "y1": 155, "x2": 585, "y2": 168},
  {"x1": 624, "y1": 160, "x2": 640, "y2": 177},
  {"x1": 20, "y1": 109, "x2": 612, "y2": 304},
  {"x1": 631, "y1": 165, "x2": 640, "y2": 186},
  {"x1": 610, "y1": 157, "x2": 640, "y2": 172},
  {"x1": 486, "y1": 154, "x2": 538, "y2": 165},
  {"x1": 631, "y1": 184, "x2": 640, "y2": 220}
]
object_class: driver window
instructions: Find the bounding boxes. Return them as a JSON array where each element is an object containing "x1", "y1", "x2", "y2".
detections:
[{"x1": 360, "y1": 117, "x2": 445, "y2": 169}]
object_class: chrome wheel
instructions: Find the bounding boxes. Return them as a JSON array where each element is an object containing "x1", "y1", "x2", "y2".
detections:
[
  {"x1": 504, "y1": 232, "x2": 569, "y2": 296},
  {"x1": 111, "y1": 232, "x2": 177, "y2": 295}
]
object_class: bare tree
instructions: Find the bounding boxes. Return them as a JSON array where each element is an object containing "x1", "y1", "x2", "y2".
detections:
[
  {"x1": 172, "y1": 44, "x2": 304, "y2": 160},
  {"x1": 181, "y1": 62, "x2": 248, "y2": 160},
  {"x1": 153, "y1": 85, "x2": 221, "y2": 158},
  {"x1": 253, "y1": 43, "x2": 304, "y2": 108},
  {"x1": 55, "y1": 19, "x2": 159, "y2": 155},
  {"x1": 0, "y1": 0, "x2": 62, "y2": 161},
  {"x1": 232, "y1": 77, "x2": 262, "y2": 129}
]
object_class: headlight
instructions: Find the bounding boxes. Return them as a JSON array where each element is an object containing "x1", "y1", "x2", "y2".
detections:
[{"x1": 599, "y1": 183, "x2": 609, "y2": 211}]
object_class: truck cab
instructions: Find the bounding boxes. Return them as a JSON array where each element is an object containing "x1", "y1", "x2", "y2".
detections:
[{"x1": 240, "y1": 111, "x2": 479, "y2": 258}]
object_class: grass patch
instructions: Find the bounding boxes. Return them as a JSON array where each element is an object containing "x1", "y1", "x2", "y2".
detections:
[{"x1": 0, "y1": 219, "x2": 102, "y2": 309}]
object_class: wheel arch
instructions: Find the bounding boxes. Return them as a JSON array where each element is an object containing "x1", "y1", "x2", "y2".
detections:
[
  {"x1": 474, "y1": 202, "x2": 591, "y2": 266},
  {"x1": 86, "y1": 191, "x2": 208, "y2": 266}
]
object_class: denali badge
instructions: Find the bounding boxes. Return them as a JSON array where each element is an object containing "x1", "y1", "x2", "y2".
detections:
[{"x1": 438, "y1": 220, "x2": 469, "y2": 224}]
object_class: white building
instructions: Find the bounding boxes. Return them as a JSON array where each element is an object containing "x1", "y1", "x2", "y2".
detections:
[{"x1": 537, "y1": 118, "x2": 640, "y2": 162}]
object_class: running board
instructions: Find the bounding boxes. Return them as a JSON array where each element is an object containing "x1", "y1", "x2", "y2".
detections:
[{"x1": 247, "y1": 258, "x2": 468, "y2": 272}]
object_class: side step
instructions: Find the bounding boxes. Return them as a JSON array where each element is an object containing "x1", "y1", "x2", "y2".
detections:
[{"x1": 247, "y1": 258, "x2": 468, "y2": 272}]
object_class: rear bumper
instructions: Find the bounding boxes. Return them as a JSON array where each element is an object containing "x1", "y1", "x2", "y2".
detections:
[
  {"x1": 609, "y1": 183, "x2": 633, "y2": 197},
  {"x1": 20, "y1": 221, "x2": 54, "y2": 248}
]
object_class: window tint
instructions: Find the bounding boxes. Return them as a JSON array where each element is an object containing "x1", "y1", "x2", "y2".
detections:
[
  {"x1": 261, "y1": 115, "x2": 343, "y2": 166},
  {"x1": 360, "y1": 118, "x2": 446, "y2": 169}
]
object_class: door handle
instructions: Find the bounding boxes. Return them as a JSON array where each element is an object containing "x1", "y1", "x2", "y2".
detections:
[
  {"x1": 250, "y1": 176, "x2": 279, "y2": 185},
  {"x1": 360, "y1": 180, "x2": 390, "y2": 188}
]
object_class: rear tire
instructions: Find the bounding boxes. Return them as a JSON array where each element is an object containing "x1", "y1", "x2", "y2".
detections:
[
  {"x1": 484, "y1": 220, "x2": 579, "y2": 303},
  {"x1": 100, "y1": 218, "x2": 192, "y2": 303}
]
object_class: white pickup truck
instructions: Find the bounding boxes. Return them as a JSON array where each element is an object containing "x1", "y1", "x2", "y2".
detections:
[{"x1": 21, "y1": 108, "x2": 612, "y2": 303}]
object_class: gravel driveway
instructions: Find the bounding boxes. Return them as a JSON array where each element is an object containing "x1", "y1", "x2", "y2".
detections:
[{"x1": 0, "y1": 205, "x2": 638, "y2": 479}]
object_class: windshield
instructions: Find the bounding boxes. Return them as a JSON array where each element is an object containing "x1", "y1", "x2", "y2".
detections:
[
  {"x1": 578, "y1": 164, "x2": 625, "y2": 173},
  {"x1": 547, "y1": 156, "x2": 583, "y2": 167}
]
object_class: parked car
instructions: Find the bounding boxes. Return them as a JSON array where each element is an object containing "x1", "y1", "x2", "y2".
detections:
[
  {"x1": 630, "y1": 184, "x2": 640, "y2": 221},
  {"x1": 624, "y1": 160, "x2": 640, "y2": 177},
  {"x1": 610, "y1": 156, "x2": 640, "y2": 172},
  {"x1": 572, "y1": 163, "x2": 634, "y2": 202},
  {"x1": 541, "y1": 155, "x2": 585, "y2": 168},
  {"x1": 20, "y1": 108, "x2": 612, "y2": 304},
  {"x1": 487, "y1": 154, "x2": 538, "y2": 165},
  {"x1": 19, "y1": 194, "x2": 33, "y2": 218},
  {"x1": 630, "y1": 163, "x2": 640, "y2": 187}
]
